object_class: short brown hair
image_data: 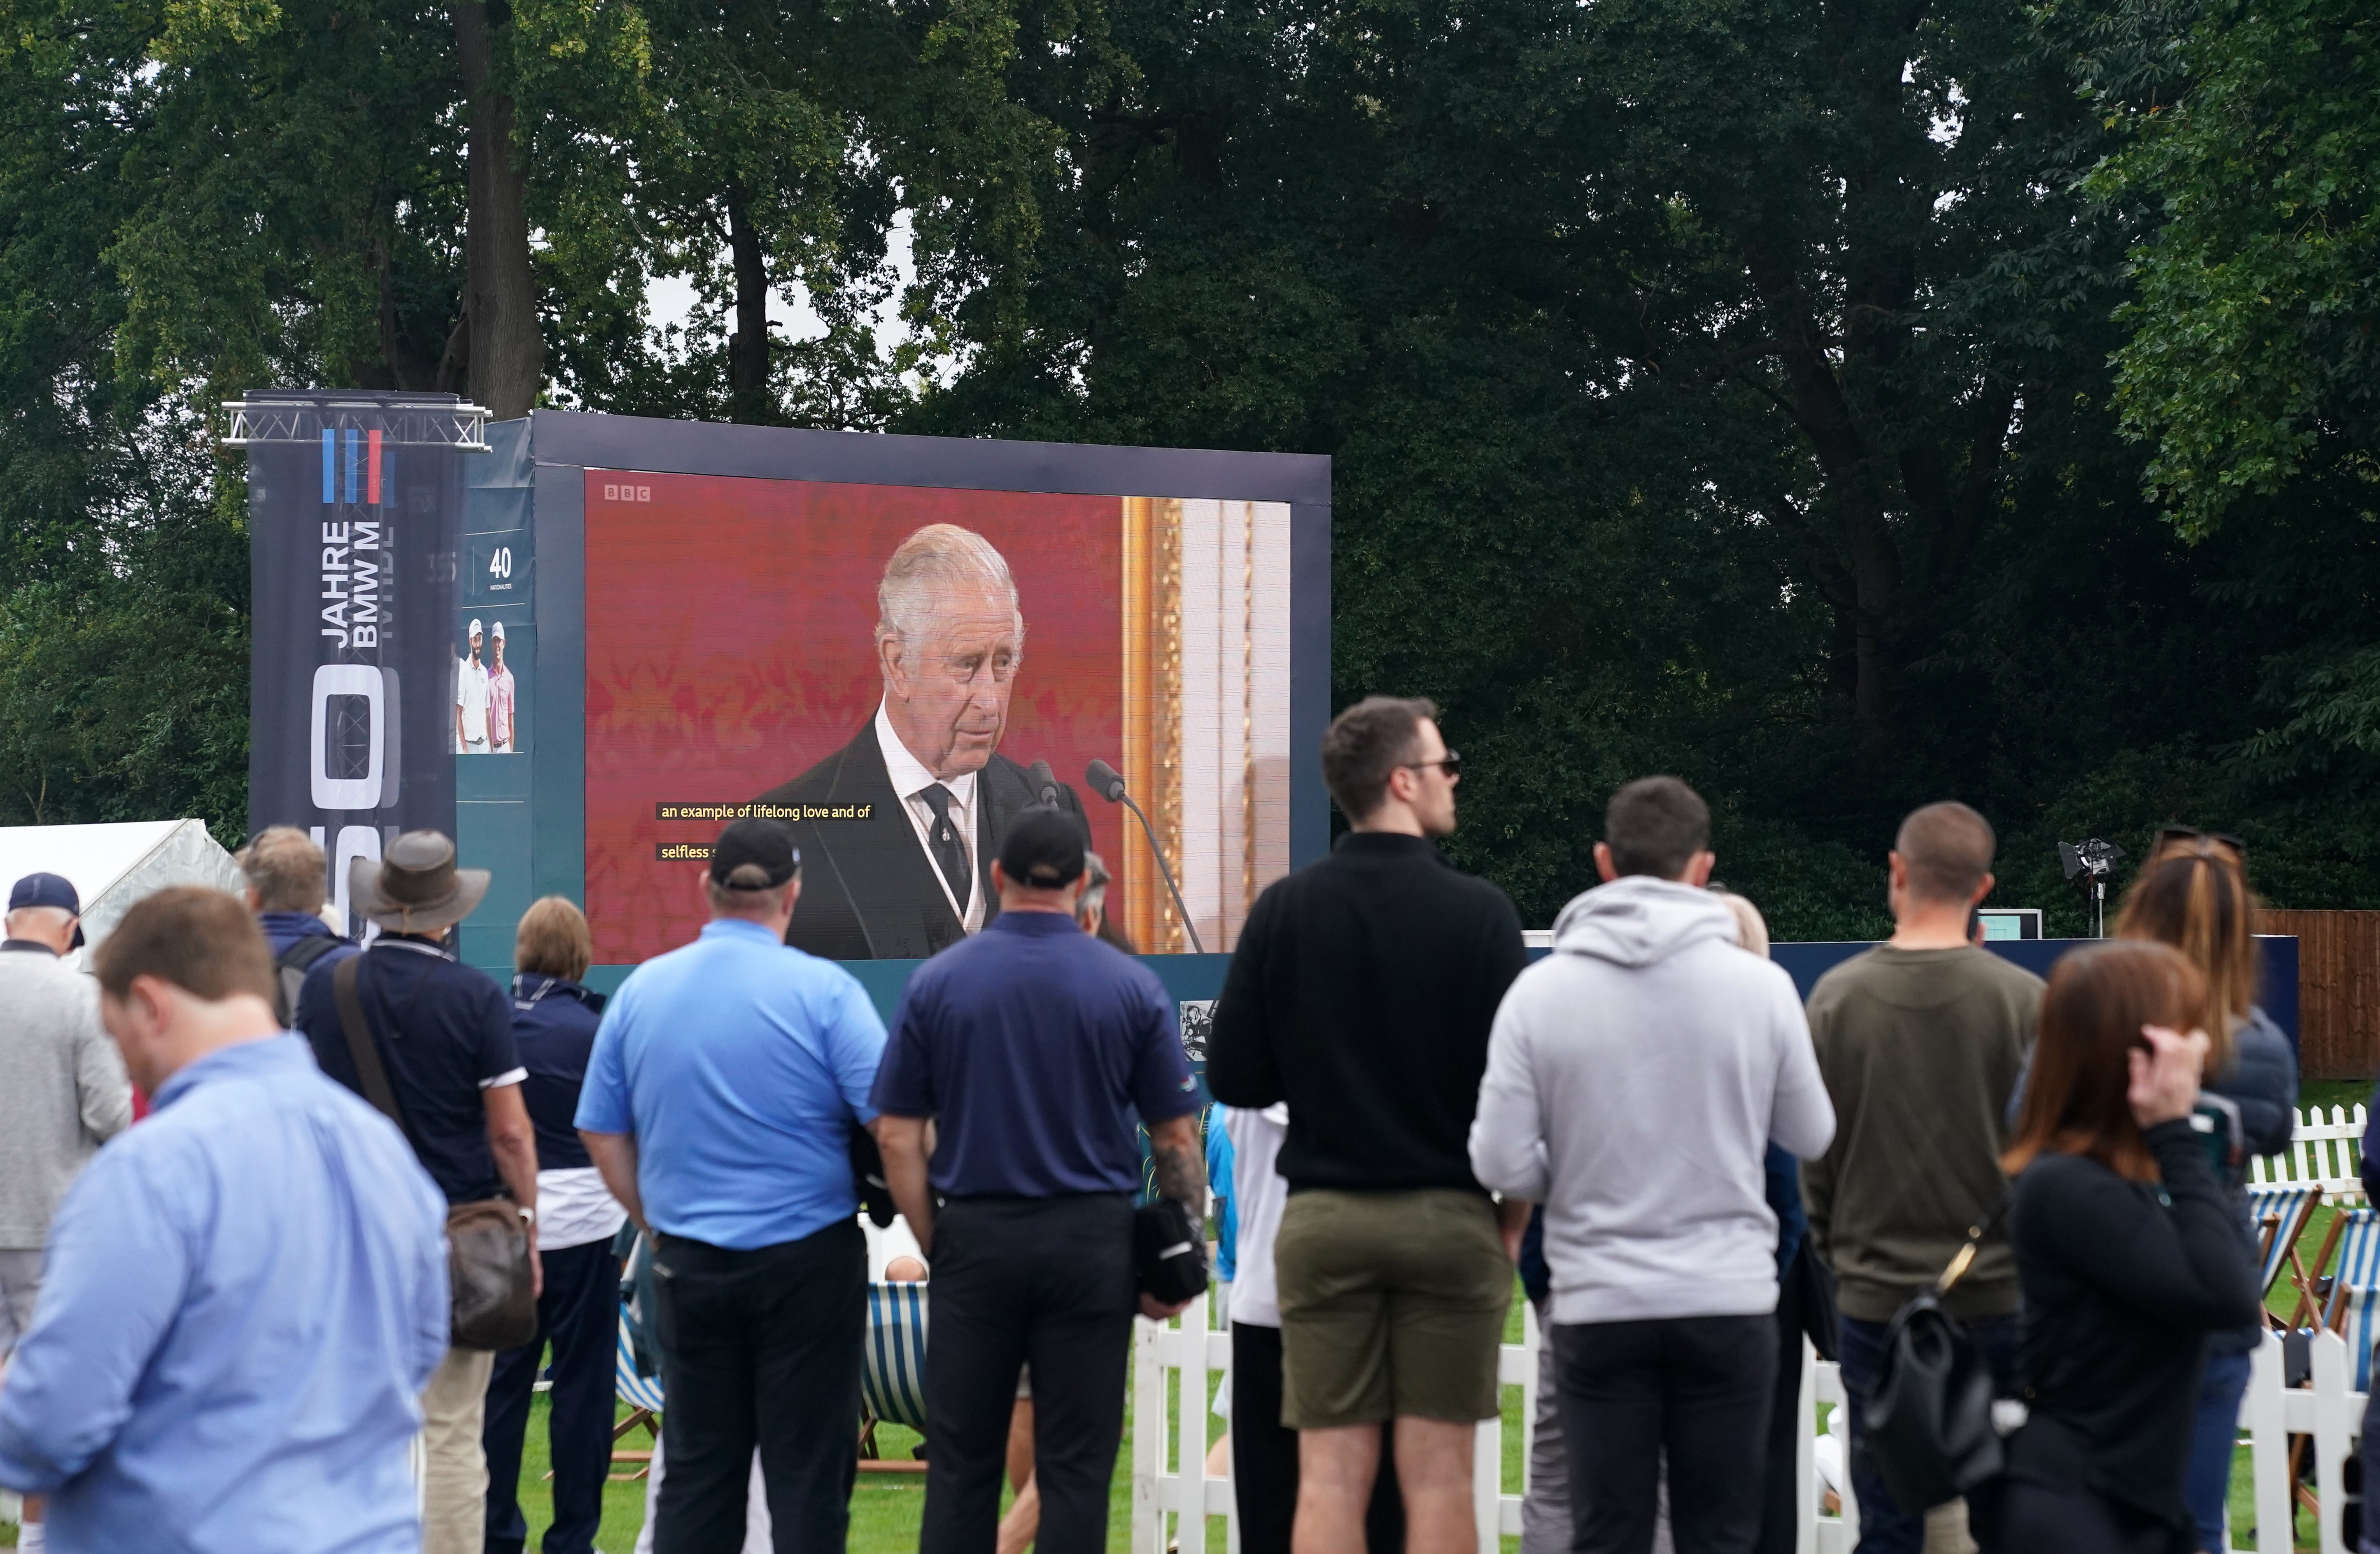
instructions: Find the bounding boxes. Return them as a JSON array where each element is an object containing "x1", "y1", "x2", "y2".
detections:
[
  {"x1": 2003, "y1": 940, "x2": 2205, "y2": 1184},
  {"x1": 1604, "y1": 777, "x2": 1710, "y2": 878},
  {"x1": 93, "y1": 887, "x2": 275, "y2": 1004},
  {"x1": 1894, "y1": 802, "x2": 1995, "y2": 904},
  {"x1": 1321, "y1": 696, "x2": 1437, "y2": 821},
  {"x1": 515, "y1": 895, "x2": 593, "y2": 983},
  {"x1": 2115, "y1": 843, "x2": 2258, "y2": 1077},
  {"x1": 236, "y1": 826, "x2": 327, "y2": 915}
]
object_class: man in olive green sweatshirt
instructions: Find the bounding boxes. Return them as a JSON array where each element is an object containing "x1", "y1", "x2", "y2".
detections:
[{"x1": 1802, "y1": 802, "x2": 2042, "y2": 1554}]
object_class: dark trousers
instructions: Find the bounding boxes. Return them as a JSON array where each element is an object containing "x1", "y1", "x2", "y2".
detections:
[
  {"x1": 484, "y1": 1238, "x2": 622, "y2": 1554},
  {"x1": 1753, "y1": 1260, "x2": 1813, "y2": 1554},
  {"x1": 1836, "y1": 1314, "x2": 2023, "y2": 1554},
  {"x1": 1972, "y1": 1480, "x2": 2174, "y2": 1554},
  {"x1": 1230, "y1": 1321, "x2": 1406, "y2": 1554},
  {"x1": 650, "y1": 1219, "x2": 865, "y2": 1554},
  {"x1": 920, "y1": 1195, "x2": 1136, "y2": 1554},
  {"x1": 1552, "y1": 1314, "x2": 1778, "y2": 1554}
]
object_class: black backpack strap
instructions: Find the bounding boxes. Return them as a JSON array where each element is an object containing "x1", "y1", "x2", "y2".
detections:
[
  {"x1": 280, "y1": 933, "x2": 343, "y2": 974},
  {"x1": 332, "y1": 955, "x2": 412, "y2": 1143},
  {"x1": 271, "y1": 933, "x2": 342, "y2": 1026}
]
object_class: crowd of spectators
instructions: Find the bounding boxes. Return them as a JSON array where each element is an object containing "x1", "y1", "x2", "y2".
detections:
[{"x1": 0, "y1": 698, "x2": 2305, "y2": 1554}]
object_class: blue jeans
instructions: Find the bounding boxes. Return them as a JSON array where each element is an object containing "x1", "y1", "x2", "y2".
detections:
[
  {"x1": 1836, "y1": 1313, "x2": 2024, "y2": 1554},
  {"x1": 2184, "y1": 1350, "x2": 2252, "y2": 1553}
]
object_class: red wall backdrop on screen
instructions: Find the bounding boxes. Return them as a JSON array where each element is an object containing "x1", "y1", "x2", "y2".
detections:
[{"x1": 583, "y1": 471, "x2": 1125, "y2": 964}]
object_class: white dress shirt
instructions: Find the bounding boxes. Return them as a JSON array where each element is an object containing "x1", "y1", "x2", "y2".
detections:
[{"x1": 874, "y1": 702, "x2": 984, "y2": 931}]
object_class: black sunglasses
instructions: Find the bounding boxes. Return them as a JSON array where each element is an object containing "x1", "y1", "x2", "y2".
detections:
[
  {"x1": 1402, "y1": 751, "x2": 1462, "y2": 779},
  {"x1": 2155, "y1": 826, "x2": 2245, "y2": 858}
]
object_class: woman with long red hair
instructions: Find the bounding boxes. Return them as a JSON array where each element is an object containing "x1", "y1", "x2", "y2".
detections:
[{"x1": 1980, "y1": 941, "x2": 2259, "y2": 1554}]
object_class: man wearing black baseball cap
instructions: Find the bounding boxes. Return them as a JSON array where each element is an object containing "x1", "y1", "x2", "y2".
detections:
[
  {"x1": 872, "y1": 809, "x2": 1207, "y2": 1554},
  {"x1": 577, "y1": 817, "x2": 890, "y2": 1553},
  {"x1": 0, "y1": 871, "x2": 131, "y2": 1552}
]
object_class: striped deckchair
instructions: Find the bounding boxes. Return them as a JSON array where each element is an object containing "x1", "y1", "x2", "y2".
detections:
[
  {"x1": 2289, "y1": 1209, "x2": 2380, "y2": 1517},
  {"x1": 2246, "y1": 1183, "x2": 2324, "y2": 1311},
  {"x1": 861, "y1": 1280, "x2": 929, "y2": 1471},
  {"x1": 577, "y1": 1311, "x2": 662, "y2": 1482},
  {"x1": 2319, "y1": 1211, "x2": 2380, "y2": 1391}
]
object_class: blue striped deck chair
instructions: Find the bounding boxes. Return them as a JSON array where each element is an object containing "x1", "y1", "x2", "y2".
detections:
[
  {"x1": 2246, "y1": 1184, "x2": 2323, "y2": 1311},
  {"x1": 862, "y1": 1281, "x2": 930, "y2": 1471},
  {"x1": 2289, "y1": 1209, "x2": 2380, "y2": 1517},
  {"x1": 609, "y1": 1310, "x2": 663, "y2": 1480},
  {"x1": 2319, "y1": 1210, "x2": 2380, "y2": 1392}
]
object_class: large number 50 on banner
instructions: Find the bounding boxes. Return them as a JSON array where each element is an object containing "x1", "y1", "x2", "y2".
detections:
[{"x1": 239, "y1": 390, "x2": 473, "y2": 933}]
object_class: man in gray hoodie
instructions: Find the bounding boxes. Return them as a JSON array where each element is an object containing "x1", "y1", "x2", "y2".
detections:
[{"x1": 1469, "y1": 777, "x2": 1835, "y2": 1554}]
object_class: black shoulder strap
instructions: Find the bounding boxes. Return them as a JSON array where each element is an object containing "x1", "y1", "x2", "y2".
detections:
[
  {"x1": 273, "y1": 933, "x2": 341, "y2": 1025},
  {"x1": 280, "y1": 933, "x2": 343, "y2": 973},
  {"x1": 332, "y1": 954, "x2": 410, "y2": 1136}
]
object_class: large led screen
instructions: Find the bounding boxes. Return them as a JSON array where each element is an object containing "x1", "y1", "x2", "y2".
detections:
[{"x1": 584, "y1": 471, "x2": 1293, "y2": 963}]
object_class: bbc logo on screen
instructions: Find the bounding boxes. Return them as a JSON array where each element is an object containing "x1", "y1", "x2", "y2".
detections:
[{"x1": 603, "y1": 483, "x2": 653, "y2": 502}]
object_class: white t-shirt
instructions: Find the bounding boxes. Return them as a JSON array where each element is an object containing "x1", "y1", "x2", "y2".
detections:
[
  {"x1": 537, "y1": 1166, "x2": 627, "y2": 1252},
  {"x1": 1224, "y1": 1103, "x2": 1291, "y2": 1327}
]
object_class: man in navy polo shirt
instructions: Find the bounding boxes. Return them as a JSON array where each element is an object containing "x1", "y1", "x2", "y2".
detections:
[
  {"x1": 873, "y1": 808, "x2": 1207, "y2": 1554},
  {"x1": 577, "y1": 818, "x2": 888, "y2": 1554},
  {"x1": 293, "y1": 831, "x2": 541, "y2": 1554}
]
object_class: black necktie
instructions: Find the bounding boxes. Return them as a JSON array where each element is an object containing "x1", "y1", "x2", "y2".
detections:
[{"x1": 919, "y1": 784, "x2": 972, "y2": 915}]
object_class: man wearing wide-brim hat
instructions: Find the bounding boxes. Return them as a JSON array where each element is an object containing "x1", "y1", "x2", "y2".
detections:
[{"x1": 294, "y1": 830, "x2": 540, "y2": 1554}]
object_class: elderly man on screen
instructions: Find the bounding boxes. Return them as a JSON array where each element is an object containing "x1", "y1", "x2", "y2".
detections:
[{"x1": 755, "y1": 523, "x2": 1090, "y2": 960}]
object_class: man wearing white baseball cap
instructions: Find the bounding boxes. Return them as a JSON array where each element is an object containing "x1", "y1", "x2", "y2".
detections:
[
  {"x1": 487, "y1": 621, "x2": 518, "y2": 754},
  {"x1": 455, "y1": 619, "x2": 491, "y2": 754}
]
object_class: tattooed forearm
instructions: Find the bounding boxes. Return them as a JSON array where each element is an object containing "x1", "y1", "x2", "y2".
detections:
[{"x1": 1148, "y1": 1114, "x2": 1209, "y2": 1213}]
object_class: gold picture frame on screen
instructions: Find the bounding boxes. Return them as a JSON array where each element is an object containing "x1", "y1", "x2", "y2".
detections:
[{"x1": 1120, "y1": 496, "x2": 1293, "y2": 954}]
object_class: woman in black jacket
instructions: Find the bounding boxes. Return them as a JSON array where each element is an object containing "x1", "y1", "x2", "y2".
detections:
[
  {"x1": 1982, "y1": 941, "x2": 2262, "y2": 1554},
  {"x1": 2113, "y1": 835, "x2": 2296, "y2": 1552}
]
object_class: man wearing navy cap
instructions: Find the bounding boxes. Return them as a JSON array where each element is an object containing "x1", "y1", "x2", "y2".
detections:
[
  {"x1": 578, "y1": 817, "x2": 890, "y2": 1554},
  {"x1": 0, "y1": 872, "x2": 132, "y2": 1554},
  {"x1": 873, "y1": 809, "x2": 1207, "y2": 1554}
]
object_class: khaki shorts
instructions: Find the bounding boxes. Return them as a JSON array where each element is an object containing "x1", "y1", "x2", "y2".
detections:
[{"x1": 1274, "y1": 1188, "x2": 1511, "y2": 1429}]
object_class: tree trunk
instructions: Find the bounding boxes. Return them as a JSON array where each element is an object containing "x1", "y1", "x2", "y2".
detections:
[
  {"x1": 456, "y1": 0, "x2": 543, "y2": 419},
  {"x1": 726, "y1": 184, "x2": 771, "y2": 423}
]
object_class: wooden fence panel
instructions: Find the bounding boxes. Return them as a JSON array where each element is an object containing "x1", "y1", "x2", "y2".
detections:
[{"x1": 2260, "y1": 910, "x2": 2380, "y2": 1080}]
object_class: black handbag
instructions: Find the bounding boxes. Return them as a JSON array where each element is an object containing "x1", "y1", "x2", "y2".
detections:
[
  {"x1": 1863, "y1": 1200, "x2": 2010, "y2": 1512},
  {"x1": 333, "y1": 955, "x2": 538, "y2": 1353},
  {"x1": 1133, "y1": 1195, "x2": 1210, "y2": 1306}
]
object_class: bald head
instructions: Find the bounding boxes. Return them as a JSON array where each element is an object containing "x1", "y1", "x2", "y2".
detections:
[{"x1": 1894, "y1": 802, "x2": 1996, "y2": 906}]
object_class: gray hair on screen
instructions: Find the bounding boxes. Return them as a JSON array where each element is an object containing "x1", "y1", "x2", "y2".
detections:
[{"x1": 876, "y1": 524, "x2": 1024, "y2": 668}]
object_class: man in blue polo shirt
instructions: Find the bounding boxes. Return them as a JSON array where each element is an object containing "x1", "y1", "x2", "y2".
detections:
[
  {"x1": 577, "y1": 818, "x2": 888, "y2": 1554},
  {"x1": 874, "y1": 809, "x2": 1207, "y2": 1554}
]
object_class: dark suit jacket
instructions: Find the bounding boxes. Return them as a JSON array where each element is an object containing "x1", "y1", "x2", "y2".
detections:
[{"x1": 755, "y1": 728, "x2": 1089, "y2": 960}]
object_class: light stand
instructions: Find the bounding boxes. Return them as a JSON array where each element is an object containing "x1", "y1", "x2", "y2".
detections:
[{"x1": 2058, "y1": 838, "x2": 2126, "y2": 938}]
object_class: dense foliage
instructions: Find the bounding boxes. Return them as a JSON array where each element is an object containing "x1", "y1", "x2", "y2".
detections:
[{"x1": 1, "y1": 0, "x2": 2374, "y2": 935}]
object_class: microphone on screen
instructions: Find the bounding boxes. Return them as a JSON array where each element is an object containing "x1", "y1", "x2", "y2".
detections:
[
  {"x1": 1028, "y1": 759, "x2": 1061, "y2": 808},
  {"x1": 1084, "y1": 759, "x2": 1205, "y2": 954}
]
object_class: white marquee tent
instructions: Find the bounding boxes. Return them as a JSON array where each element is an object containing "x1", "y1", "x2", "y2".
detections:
[{"x1": 0, "y1": 819, "x2": 245, "y2": 956}]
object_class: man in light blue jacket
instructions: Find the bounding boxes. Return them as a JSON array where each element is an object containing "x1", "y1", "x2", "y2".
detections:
[
  {"x1": 0, "y1": 887, "x2": 448, "y2": 1554},
  {"x1": 1470, "y1": 777, "x2": 1835, "y2": 1554}
]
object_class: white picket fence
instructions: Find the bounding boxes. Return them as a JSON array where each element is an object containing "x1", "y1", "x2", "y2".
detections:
[
  {"x1": 1138, "y1": 1188, "x2": 2377, "y2": 1554},
  {"x1": 1134, "y1": 1306, "x2": 2364, "y2": 1554},
  {"x1": 2250, "y1": 1104, "x2": 2370, "y2": 1204}
]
